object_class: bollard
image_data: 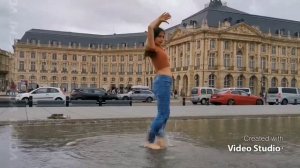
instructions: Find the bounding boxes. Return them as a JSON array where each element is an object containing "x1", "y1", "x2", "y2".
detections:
[
  {"x1": 182, "y1": 97, "x2": 186, "y2": 106},
  {"x1": 28, "y1": 96, "x2": 33, "y2": 107},
  {"x1": 66, "y1": 96, "x2": 70, "y2": 107},
  {"x1": 294, "y1": 99, "x2": 297, "y2": 105},
  {"x1": 129, "y1": 100, "x2": 132, "y2": 106},
  {"x1": 275, "y1": 99, "x2": 278, "y2": 105},
  {"x1": 98, "y1": 97, "x2": 102, "y2": 106},
  {"x1": 206, "y1": 99, "x2": 210, "y2": 105}
]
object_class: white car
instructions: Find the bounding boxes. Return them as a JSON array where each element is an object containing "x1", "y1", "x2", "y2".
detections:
[{"x1": 15, "y1": 87, "x2": 66, "y2": 103}]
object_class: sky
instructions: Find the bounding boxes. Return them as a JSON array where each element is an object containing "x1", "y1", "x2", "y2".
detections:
[{"x1": 1, "y1": 0, "x2": 300, "y2": 52}]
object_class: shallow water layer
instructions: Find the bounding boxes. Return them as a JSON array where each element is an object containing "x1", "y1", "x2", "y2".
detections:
[{"x1": 1, "y1": 116, "x2": 300, "y2": 168}]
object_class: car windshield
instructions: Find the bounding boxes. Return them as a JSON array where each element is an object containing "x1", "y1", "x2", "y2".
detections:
[
  {"x1": 191, "y1": 88, "x2": 198, "y2": 94},
  {"x1": 218, "y1": 91, "x2": 228, "y2": 95},
  {"x1": 268, "y1": 88, "x2": 278, "y2": 94},
  {"x1": 237, "y1": 89, "x2": 249, "y2": 92}
]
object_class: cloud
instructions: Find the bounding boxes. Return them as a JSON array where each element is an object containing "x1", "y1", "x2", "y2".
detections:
[{"x1": 0, "y1": 0, "x2": 300, "y2": 51}]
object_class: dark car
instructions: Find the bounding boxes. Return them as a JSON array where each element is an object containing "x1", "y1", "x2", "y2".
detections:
[{"x1": 70, "y1": 88, "x2": 118, "y2": 102}]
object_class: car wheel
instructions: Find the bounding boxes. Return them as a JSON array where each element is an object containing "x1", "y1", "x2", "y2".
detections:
[
  {"x1": 146, "y1": 97, "x2": 153, "y2": 103},
  {"x1": 55, "y1": 97, "x2": 63, "y2": 101},
  {"x1": 76, "y1": 98, "x2": 83, "y2": 100},
  {"x1": 227, "y1": 99, "x2": 235, "y2": 105},
  {"x1": 256, "y1": 99, "x2": 263, "y2": 105},
  {"x1": 268, "y1": 102, "x2": 275, "y2": 105},
  {"x1": 192, "y1": 102, "x2": 197, "y2": 105},
  {"x1": 123, "y1": 97, "x2": 129, "y2": 100},
  {"x1": 200, "y1": 99, "x2": 207, "y2": 105},
  {"x1": 281, "y1": 99, "x2": 288, "y2": 105}
]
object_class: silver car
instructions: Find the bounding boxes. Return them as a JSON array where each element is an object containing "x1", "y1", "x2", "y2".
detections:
[
  {"x1": 117, "y1": 90, "x2": 156, "y2": 102},
  {"x1": 266, "y1": 87, "x2": 300, "y2": 105},
  {"x1": 191, "y1": 87, "x2": 218, "y2": 105}
]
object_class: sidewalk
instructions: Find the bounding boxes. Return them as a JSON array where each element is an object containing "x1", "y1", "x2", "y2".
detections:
[{"x1": 1, "y1": 105, "x2": 300, "y2": 125}]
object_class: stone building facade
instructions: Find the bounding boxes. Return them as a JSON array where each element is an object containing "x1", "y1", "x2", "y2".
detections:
[
  {"x1": 11, "y1": 0, "x2": 300, "y2": 96},
  {"x1": 0, "y1": 49, "x2": 11, "y2": 91}
]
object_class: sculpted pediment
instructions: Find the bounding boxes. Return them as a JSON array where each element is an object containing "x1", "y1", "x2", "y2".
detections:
[
  {"x1": 223, "y1": 23, "x2": 262, "y2": 36},
  {"x1": 168, "y1": 28, "x2": 185, "y2": 40}
]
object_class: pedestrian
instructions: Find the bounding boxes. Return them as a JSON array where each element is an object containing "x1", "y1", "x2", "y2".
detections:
[
  {"x1": 174, "y1": 89, "x2": 178, "y2": 99},
  {"x1": 144, "y1": 12, "x2": 172, "y2": 150},
  {"x1": 180, "y1": 88, "x2": 186, "y2": 98},
  {"x1": 10, "y1": 82, "x2": 16, "y2": 96},
  {"x1": 6, "y1": 85, "x2": 10, "y2": 95}
]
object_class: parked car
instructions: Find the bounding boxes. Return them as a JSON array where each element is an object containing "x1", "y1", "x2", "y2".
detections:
[
  {"x1": 70, "y1": 88, "x2": 118, "y2": 102},
  {"x1": 210, "y1": 90, "x2": 264, "y2": 105},
  {"x1": 131, "y1": 85, "x2": 150, "y2": 90},
  {"x1": 15, "y1": 87, "x2": 66, "y2": 103},
  {"x1": 117, "y1": 90, "x2": 155, "y2": 102},
  {"x1": 191, "y1": 87, "x2": 218, "y2": 105},
  {"x1": 266, "y1": 87, "x2": 300, "y2": 105}
]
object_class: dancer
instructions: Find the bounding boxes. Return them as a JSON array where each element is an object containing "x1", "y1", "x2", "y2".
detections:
[{"x1": 144, "y1": 12, "x2": 172, "y2": 150}]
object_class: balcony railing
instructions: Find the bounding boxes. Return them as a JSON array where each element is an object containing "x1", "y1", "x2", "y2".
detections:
[
  {"x1": 183, "y1": 66, "x2": 188, "y2": 71},
  {"x1": 281, "y1": 70, "x2": 288, "y2": 74},
  {"x1": 263, "y1": 68, "x2": 268, "y2": 73},
  {"x1": 208, "y1": 66, "x2": 218, "y2": 70},
  {"x1": 291, "y1": 70, "x2": 298, "y2": 75},
  {"x1": 225, "y1": 66, "x2": 234, "y2": 70},
  {"x1": 194, "y1": 66, "x2": 200, "y2": 70},
  {"x1": 71, "y1": 71, "x2": 78, "y2": 74},
  {"x1": 237, "y1": 67, "x2": 246, "y2": 71},
  {"x1": 176, "y1": 67, "x2": 181, "y2": 71},
  {"x1": 40, "y1": 70, "x2": 47, "y2": 73},
  {"x1": 271, "y1": 69, "x2": 278, "y2": 73}
]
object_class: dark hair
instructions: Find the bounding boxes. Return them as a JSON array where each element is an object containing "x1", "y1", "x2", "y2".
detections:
[{"x1": 144, "y1": 27, "x2": 165, "y2": 59}]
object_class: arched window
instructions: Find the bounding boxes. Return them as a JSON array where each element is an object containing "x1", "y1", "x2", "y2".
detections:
[
  {"x1": 224, "y1": 75, "x2": 233, "y2": 88},
  {"x1": 271, "y1": 77, "x2": 277, "y2": 87},
  {"x1": 237, "y1": 75, "x2": 244, "y2": 87},
  {"x1": 281, "y1": 78, "x2": 288, "y2": 87},
  {"x1": 209, "y1": 74, "x2": 215, "y2": 88},
  {"x1": 291, "y1": 78, "x2": 297, "y2": 87}
]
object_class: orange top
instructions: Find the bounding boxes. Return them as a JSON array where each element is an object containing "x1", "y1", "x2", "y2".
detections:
[{"x1": 150, "y1": 46, "x2": 170, "y2": 71}]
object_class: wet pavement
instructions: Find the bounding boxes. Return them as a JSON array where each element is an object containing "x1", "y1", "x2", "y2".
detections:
[{"x1": 1, "y1": 116, "x2": 300, "y2": 168}]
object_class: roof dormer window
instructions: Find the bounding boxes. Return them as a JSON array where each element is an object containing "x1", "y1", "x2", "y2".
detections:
[
  {"x1": 89, "y1": 43, "x2": 96, "y2": 49},
  {"x1": 122, "y1": 43, "x2": 127, "y2": 48},
  {"x1": 51, "y1": 40, "x2": 58, "y2": 46},
  {"x1": 71, "y1": 42, "x2": 77, "y2": 48},
  {"x1": 30, "y1": 39, "x2": 36, "y2": 44}
]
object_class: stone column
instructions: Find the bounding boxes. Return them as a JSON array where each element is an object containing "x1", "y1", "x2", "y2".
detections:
[
  {"x1": 233, "y1": 41, "x2": 237, "y2": 71},
  {"x1": 245, "y1": 43, "x2": 249, "y2": 72},
  {"x1": 219, "y1": 40, "x2": 224, "y2": 70}
]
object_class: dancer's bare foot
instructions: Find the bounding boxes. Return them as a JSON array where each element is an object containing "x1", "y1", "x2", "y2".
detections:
[
  {"x1": 144, "y1": 143, "x2": 161, "y2": 150},
  {"x1": 156, "y1": 137, "x2": 167, "y2": 149}
]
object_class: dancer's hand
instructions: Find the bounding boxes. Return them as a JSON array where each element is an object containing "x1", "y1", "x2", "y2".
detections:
[{"x1": 158, "y1": 12, "x2": 171, "y2": 24}]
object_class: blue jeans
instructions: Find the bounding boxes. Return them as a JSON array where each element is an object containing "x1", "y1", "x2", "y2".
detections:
[{"x1": 148, "y1": 75, "x2": 172, "y2": 143}]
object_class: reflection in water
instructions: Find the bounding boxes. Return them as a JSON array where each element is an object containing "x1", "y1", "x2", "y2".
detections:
[{"x1": 2, "y1": 117, "x2": 300, "y2": 168}]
